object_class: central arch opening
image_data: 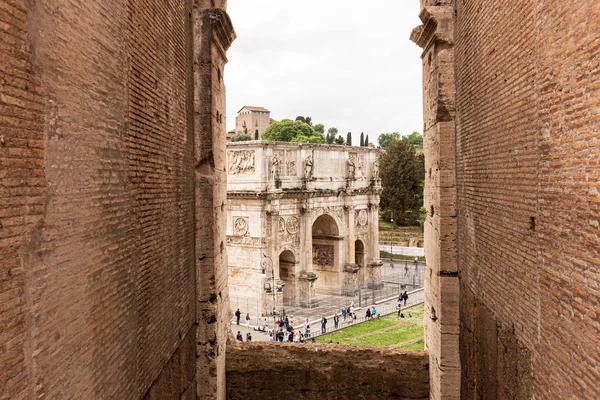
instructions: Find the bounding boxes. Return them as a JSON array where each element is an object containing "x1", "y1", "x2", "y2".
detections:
[{"x1": 312, "y1": 214, "x2": 341, "y2": 293}]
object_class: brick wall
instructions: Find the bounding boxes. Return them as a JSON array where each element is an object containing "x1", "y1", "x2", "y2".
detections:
[
  {"x1": 534, "y1": 0, "x2": 600, "y2": 396},
  {"x1": 0, "y1": 1, "x2": 46, "y2": 397},
  {"x1": 415, "y1": 0, "x2": 600, "y2": 398},
  {"x1": 227, "y1": 343, "x2": 429, "y2": 400},
  {"x1": 1, "y1": 1, "x2": 234, "y2": 399},
  {"x1": 454, "y1": 0, "x2": 538, "y2": 398}
]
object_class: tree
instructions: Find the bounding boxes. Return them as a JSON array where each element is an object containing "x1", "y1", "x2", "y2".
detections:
[
  {"x1": 254, "y1": 129, "x2": 259, "y2": 140},
  {"x1": 327, "y1": 127, "x2": 338, "y2": 144},
  {"x1": 379, "y1": 139, "x2": 425, "y2": 226},
  {"x1": 314, "y1": 124, "x2": 325, "y2": 134},
  {"x1": 360, "y1": 132, "x2": 365, "y2": 147},
  {"x1": 231, "y1": 133, "x2": 252, "y2": 142},
  {"x1": 295, "y1": 116, "x2": 313, "y2": 126},
  {"x1": 378, "y1": 132, "x2": 401, "y2": 149},
  {"x1": 365, "y1": 134, "x2": 369, "y2": 147},
  {"x1": 334, "y1": 135, "x2": 345, "y2": 145},
  {"x1": 346, "y1": 132, "x2": 352, "y2": 146},
  {"x1": 404, "y1": 131, "x2": 423, "y2": 148},
  {"x1": 262, "y1": 119, "x2": 324, "y2": 143}
]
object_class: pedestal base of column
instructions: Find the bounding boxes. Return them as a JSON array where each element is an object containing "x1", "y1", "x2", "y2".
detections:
[
  {"x1": 298, "y1": 271, "x2": 318, "y2": 308},
  {"x1": 342, "y1": 263, "x2": 359, "y2": 295},
  {"x1": 366, "y1": 260, "x2": 384, "y2": 289}
]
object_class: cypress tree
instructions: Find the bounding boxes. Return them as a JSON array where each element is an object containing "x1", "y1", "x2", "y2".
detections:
[
  {"x1": 360, "y1": 132, "x2": 365, "y2": 147},
  {"x1": 346, "y1": 132, "x2": 352, "y2": 146},
  {"x1": 365, "y1": 134, "x2": 369, "y2": 147}
]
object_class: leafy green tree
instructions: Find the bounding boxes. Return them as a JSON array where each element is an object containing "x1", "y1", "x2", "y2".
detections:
[
  {"x1": 404, "y1": 131, "x2": 423, "y2": 147},
  {"x1": 378, "y1": 132, "x2": 401, "y2": 149},
  {"x1": 314, "y1": 124, "x2": 325, "y2": 134},
  {"x1": 231, "y1": 133, "x2": 252, "y2": 142},
  {"x1": 365, "y1": 134, "x2": 369, "y2": 147},
  {"x1": 262, "y1": 119, "x2": 324, "y2": 143},
  {"x1": 346, "y1": 132, "x2": 352, "y2": 146},
  {"x1": 334, "y1": 135, "x2": 345, "y2": 145},
  {"x1": 360, "y1": 132, "x2": 365, "y2": 147},
  {"x1": 295, "y1": 116, "x2": 305, "y2": 123},
  {"x1": 304, "y1": 117, "x2": 313, "y2": 126},
  {"x1": 379, "y1": 139, "x2": 425, "y2": 226}
]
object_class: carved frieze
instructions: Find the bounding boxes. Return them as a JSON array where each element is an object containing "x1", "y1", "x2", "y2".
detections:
[
  {"x1": 312, "y1": 244, "x2": 334, "y2": 266},
  {"x1": 226, "y1": 235, "x2": 262, "y2": 247},
  {"x1": 313, "y1": 206, "x2": 344, "y2": 220},
  {"x1": 233, "y1": 217, "x2": 249, "y2": 236},
  {"x1": 228, "y1": 150, "x2": 256, "y2": 175}
]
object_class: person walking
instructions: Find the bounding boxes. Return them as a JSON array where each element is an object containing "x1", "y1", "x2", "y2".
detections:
[
  {"x1": 305, "y1": 319, "x2": 311, "y2": 338},
  {"x1": 245, "y1": 312, "x2": 251, "y2": 328},
  {"x1": 235, "y1": 308, "x2": 241, "y2": 325},
  {"x1": 333, "y1": 313, "x2": 339, "y2": 329},
  {"x1": 366, "y1": 308, "x2": 371, "y2": 319},
  {"x1": 403, "y1": 291, "x2": 409, "y2": 306},
  {"x1": 341, "y1": 306, "x2": 347, "y2": 321},
  {"x1": 321, "y1": 316, "x2": 327, "y2": 334},
  {"x1": 372, "y1": 306, "x2": 377, "y2": 317}
]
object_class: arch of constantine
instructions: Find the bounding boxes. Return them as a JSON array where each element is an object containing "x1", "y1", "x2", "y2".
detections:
[{"x1": 226, "y1": 141, "x2": 382, "y2": 315}]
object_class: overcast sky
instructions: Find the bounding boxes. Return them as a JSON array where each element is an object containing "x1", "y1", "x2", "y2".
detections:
[{"x1": 225, "y1": 1, "x2": 423, "y2": 145}]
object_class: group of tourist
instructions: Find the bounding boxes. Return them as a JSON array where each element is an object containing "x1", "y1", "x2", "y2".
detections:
[
  {"x1": 236, "y1": 331, "x2": 252, "y2": 342},
  {"x1": 234, "y1": 308, "x2": 251, "y2": 327}
]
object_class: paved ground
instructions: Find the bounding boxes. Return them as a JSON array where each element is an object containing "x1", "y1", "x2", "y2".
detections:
[{"x1": 231, "y1": 260, "x2": 426, "y2": 342}]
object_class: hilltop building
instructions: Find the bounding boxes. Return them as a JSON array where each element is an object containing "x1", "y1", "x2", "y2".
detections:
[{"x1": 235, "y1": 106, "x2": 273, "y2": 139}]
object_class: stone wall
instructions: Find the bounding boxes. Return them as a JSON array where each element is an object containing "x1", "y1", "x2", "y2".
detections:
[
  {"x1": 415, "y1": 0, "x2": 600, "y2": 399},
  {"x1": 226, "y1": 343, "x2": 429, "y2": 400},
  {"x1": 0, "y1": 1, "x2": 233, "y2": 399}
]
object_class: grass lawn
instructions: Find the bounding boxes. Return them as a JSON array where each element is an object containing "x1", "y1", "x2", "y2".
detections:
[
  {"x1": 316, "y1": 304, "x2": 425, "y2": 350},
  {"x1": 380, "y1": 250, "x2": 426, "y2": 262}
]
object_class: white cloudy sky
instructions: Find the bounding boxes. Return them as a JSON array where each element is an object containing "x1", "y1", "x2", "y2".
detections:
[{"x1": 225, "y1": 1, "x2": 423, "y2": 144}]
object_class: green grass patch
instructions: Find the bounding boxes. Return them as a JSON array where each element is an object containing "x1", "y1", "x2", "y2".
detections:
[
  {"x1": 316, "y1": 304, "x2": 424, "y2": 349},
  {"x1": 380, "y1": 251, "x2": 426, "y2": 262},
  {"x1": 400, "y1": 339, "x2": 425, "y2": 351}
]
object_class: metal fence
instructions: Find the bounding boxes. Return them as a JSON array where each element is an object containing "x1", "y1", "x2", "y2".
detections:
[{"x1": 229, "y1": 262, "x2": 427, "y2": 331}]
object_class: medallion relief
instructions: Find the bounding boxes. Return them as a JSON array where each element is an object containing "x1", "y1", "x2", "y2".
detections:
[
  {"x1": 357, "y1": 209, "x2": 368, "y2": 226},
  {"x1": 233, "y1": 217, "x2": 249, "y2": 236},
  {"x1": 286, "y1": 216, "x2": 300, "y2": 234}
]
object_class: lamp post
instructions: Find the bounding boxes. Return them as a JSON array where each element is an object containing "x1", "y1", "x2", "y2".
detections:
[
  {"x1": 260, "y1": 253, "x2": 277, "y2": 332},
  {"x1": 390, "y1": 217, "x2": 394, "y2": 270}
]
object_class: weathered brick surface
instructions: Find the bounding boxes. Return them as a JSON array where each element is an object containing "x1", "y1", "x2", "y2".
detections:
[
  {"x1": 417, "y1": 0, "x2": 600, "y2": 398},
  {"x1": 226, "y1": 342, "x2": 429, "y2": 400},
  {"x1": 0, "y1": 1, "x2": 233, "y2": 399},
  {"x1": 534, "y1": 0, "x2": 600, "y2": 397},
  {"x1": 0, "y1": 1, "x2": 46, "y2": 398},
  {"x1": 454, "y1": 0, "x2": 598, "y2": 398},
  {"x1": 454, "y1": 0, "x2": 538, "y2": 398}
]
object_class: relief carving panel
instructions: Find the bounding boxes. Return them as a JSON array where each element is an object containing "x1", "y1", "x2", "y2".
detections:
[
  {"x1": 312, "y1": 244, "x2": 334, "y2": 266},
  {"x1": 228, "y1": 150, "x2": 256, "y2": 175}
]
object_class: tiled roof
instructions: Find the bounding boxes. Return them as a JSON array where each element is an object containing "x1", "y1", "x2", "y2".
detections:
[{"x1": 238, "y1": 106, "x2": 270, "y2": 113}]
